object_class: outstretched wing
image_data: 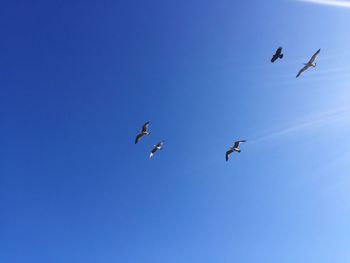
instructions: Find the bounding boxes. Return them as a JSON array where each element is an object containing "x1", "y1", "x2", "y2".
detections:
[
  {"x1": 234, "y1": 140, "x2": 246, "y2": 148},
  {"x1": 296, "y1": 65, "x2": 309, "y2": 78},
  {"x1": 271, "y1": 54, "x2": 278, "y2": 63},
  {"x1": 149, "y1": 146, "x2": 158, "y2": 159},
  {"x1": 309, "y1": 49, "x2": 321, "y2": 64},
  {"x1": 135, "y1": 133, "x2": 143, "y2": 144},
  {"x1": 152, "y1": 146, "x2": 158, "y2": 153},
  {"x1": 226, "y1": 149, "x2": 233, "y2": 161},
  {"x1": 142, "y1": 121, "x2": 150, "y2": 133}
]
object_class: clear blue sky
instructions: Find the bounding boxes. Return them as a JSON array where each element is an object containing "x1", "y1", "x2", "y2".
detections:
[{"x1": 1, "y1": 0, "x2": 350, "y2": 262}]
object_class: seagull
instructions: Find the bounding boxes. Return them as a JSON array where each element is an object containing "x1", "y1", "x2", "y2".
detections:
[
  {"x1": 135, "y1": 121, "x2": 150, "y2": 144},
  {"x1": 271, "y1": 47, "x2": 283, "y2": 63},
  {"x1": 296, "y1": 49, "x2": 321, "y2": 78},
  {"x1": 150, "y1": 141, "x2": 164, "y2": 159},
  {"x1": 226, "y1": 140, "x2": 246, "y2": 161}
]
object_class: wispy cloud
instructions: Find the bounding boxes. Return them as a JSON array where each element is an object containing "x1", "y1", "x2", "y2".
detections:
[
  {"x1": 299, "y1": 0, "x2": 350, "y2": 8},
  {"x1": 251, "y1": 106, "x2": 350, "y2": 144}
]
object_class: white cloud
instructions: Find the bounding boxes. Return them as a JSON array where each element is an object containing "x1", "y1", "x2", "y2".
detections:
[{"x1": 299, "y1": 0, "x2": 350, "y2": 8}]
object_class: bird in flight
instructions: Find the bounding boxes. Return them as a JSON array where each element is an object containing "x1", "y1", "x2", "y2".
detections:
[
  {"x1": 150, "y1": 141, "x2": 164, "y2": 159},
  {"x1": 226, "y1": 140, "x2": 246, "y2": 161},
  {"x1": 271, "y1": 47, "x2": 283, "y2": 63},
  {"x1": 296, "y1": 49, "x2": 321, "y2": 78},
  {"x1": 135, "y1": 121, "x2": 150, "y2": 144}
]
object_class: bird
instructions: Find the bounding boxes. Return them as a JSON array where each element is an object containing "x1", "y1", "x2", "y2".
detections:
[
  {"x1": 296, "y1": 49, "x2": 321, "y2": 78},
  {"x1": 149, "y1": 141, "x2": 164, "y2": 159},
  {"x1": 226, "y1": 140, "x2": 246, "y2": 161},
  {"x1": 271, "y1": 47, "x2": 283, "y2": 63},
  {"x1": 135, "y1": 121, "x2": 150, "y2": 144}
]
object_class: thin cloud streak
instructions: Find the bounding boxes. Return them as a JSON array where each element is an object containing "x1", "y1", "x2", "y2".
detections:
[
  {"x1": 251, "y1": 106, "x2": 350, "y2": 144},
  {"x1": 299, "y1": 0, "x2": 350, "y2": 8}
]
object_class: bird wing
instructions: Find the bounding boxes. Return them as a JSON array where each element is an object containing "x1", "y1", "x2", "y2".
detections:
[
  {"x1": 226, "y1": 149, "x2": 233, "y2": 161},
  {"x1": 234, "y1": 140, "x2": 246, "y2": 148},
  {"x1": 149, "y1": 146, "x2": 158, "y2": 159},
  {"x1": 271, "y1": 54, "x2": 278, "y2": 63},
  {"x1": 149, "y1": 152, "x2": 155, "y2": 159},
  {"x1": 309, "y1": 49, "x2": 321, "y2": 64},
  {"x1": 151, "y1": 146, "x2": 158, "y2": 154},
  {"x1": 142, "y1": 121, "x2": 150, "y2": 132},
  {"x1": 135, "y1": 133, "x2": 143, "y2": 144},
  {"x1": 296, "y1": 65, "x2": 309, "y2": 78}
]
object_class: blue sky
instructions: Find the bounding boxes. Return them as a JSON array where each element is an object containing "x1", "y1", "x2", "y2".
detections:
[{"x1": 1, "y1": 0, "x2": 350, "y2": 262}]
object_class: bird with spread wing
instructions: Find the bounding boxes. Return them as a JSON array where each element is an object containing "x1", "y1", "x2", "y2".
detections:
[
  {"x1": 226, "y1": 140, "x2": 246, "y2": 161},
  {"x1": 296, "y1": 49, "x2": 321, "y2": 78},
  {"x1": 271, "y1": 47, "x2": 283, "y2": 63},
  {"x1": 135, "y1": 121, "x2": 150, "y2": 144}
]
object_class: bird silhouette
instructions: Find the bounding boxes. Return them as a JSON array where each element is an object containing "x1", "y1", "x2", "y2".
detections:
[
  {"x1": 135, "y1": 121, "x2": 150, "y2": 144},
  {"x1": 226, "y1": 140, "x2": 246, "y2": 161},
  {"x1": 271, "y1": 47, "x2": 283, "y2": 63}
]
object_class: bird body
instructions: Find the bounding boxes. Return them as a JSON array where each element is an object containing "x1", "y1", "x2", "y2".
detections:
[
  {"x1": 271, "y1": 47, "x2": 283, "y2": 63},
  {"x1": 135, "y1": 121, "x2": 150, "y2": 144},
  {"x1": 296, "y1": 49, "x2": 321, "y2": 78}
]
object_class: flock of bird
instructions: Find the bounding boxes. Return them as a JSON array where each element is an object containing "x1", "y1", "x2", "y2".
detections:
[{"x1": 135, "y1": 47, "x2": 321, "y2": 161}]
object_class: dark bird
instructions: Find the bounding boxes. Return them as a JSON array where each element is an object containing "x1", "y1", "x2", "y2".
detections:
[
  {"x1": 150, "y1": 141, "x2": 164, "y2": 159},
  {"x1": 135, "y1": 121, "x2": 150, "y2": 144},
  {"x1": 226, "y1": 140, "x2": 246, "y2": 161},
  {"x1": 271, "y1": 47, "x2": 283, "y2": 63},
  {"x1": 296, "y1": 49, "x2": 321, "y2": 78}
]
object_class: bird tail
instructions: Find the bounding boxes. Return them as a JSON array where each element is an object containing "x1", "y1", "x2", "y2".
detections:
[{"x1": 149, "y1": 153, "x2": 154, "y2": 159}]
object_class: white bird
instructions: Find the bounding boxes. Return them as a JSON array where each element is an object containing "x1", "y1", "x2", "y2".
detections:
[
  {"x1": 149, "y1": 141, "x2": 164, "y2": 159},
  {"x1": 226, "y1": 140, "x2": 246, "y2": 161},
  {"x1": 135, "y1": 121, "x2": 150, "y2": 144},
  {"x1": 296, "y1": 49, "x2": 321, "y2": 78}
]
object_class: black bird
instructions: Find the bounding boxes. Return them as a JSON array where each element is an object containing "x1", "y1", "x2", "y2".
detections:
[
  {"x1": 226, "y1": 140, "x2": 246, "y2": 161},
  {"x1": 271, "y1": 47, "x2": 283, "y2": 63},
  {"x1": 150, "y1": 141, "x2": 164, "y2": 159},
  {"x1": 296, "y1": 49, "x2": 321, "y2": 78},
  {"x1": 135, "y1": 121, "x2": 150, "y2": 144}
]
